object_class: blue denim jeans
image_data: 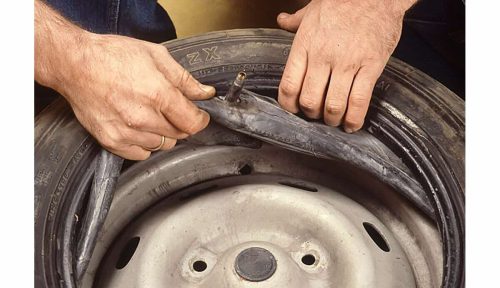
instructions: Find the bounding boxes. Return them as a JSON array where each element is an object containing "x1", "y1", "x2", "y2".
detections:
[{"x1": 45, "y1": 0, "x2": 177, "y2": 42}]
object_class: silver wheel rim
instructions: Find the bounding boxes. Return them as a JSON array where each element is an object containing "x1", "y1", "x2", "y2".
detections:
[{"x1": 82, "y1": 144, "x2": 442, "y2": 288}]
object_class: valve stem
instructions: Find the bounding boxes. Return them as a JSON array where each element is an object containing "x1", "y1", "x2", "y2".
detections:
[{"x1": 225, "y1": 72, "x2": 246, "y2": 103}]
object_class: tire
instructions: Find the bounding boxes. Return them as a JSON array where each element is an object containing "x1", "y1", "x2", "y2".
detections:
[{"x1": 35, "y1": 29, "x2": 464, "y2": 288}]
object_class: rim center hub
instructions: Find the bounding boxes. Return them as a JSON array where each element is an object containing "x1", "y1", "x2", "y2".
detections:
[{"x1": 235, "y1": 247, "x2": 277, "y2": 282}]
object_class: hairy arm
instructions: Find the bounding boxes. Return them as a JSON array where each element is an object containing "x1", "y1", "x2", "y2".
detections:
[
  {"x1": 35, "y1": 0, "x2": 80, "y2": 89},
  {"x1": 35, "y1": 0, "x2": 216, "y2": 160}
]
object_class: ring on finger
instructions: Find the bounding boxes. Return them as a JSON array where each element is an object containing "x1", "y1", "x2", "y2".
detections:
[{"x1": 145, "y1": 135, "x2": 165, "y2": 152}]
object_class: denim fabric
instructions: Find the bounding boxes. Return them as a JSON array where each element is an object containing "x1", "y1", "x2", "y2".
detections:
[{"x1": 45, "y1": 0, "x2": 176, "y2": 43}]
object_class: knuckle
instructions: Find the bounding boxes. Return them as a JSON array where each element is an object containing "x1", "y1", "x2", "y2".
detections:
[
  {"x1": 158, "y1": 92, "x2": 173, "y2": 115},
  {"x1": 342, "y1": 63, "x2": 358, "y2": 73},
  {"x1": 132, "y1": 117, "x2": 146, "y2": 129},
  {"x1": 118, "y1": 108, "x2": 131, "y2": 122},
  {"x1": 108, "y1": 129, "x2": 124, "y2": 144},
  {"x1": 151, "y1": 43, "x2": 169, "y2": 57},
  {"x1": 104, "y1": 126, "x2": 129, "y2": 147},
  {"x1": 279, "y1": 77, "x2": 299, "y2": 97},
  {"x1": 299, "y1": 95, "x2": 319, "y2": 113},
  {"x1": 325, "y1": 101, "x2": 346, "y2": 116},
  {"x1": 160, "y1": 101, "x2": 172, "y2": 116},
  {"x1": 125, "y1": 114, "x2": 146, "y2": 129},
  {"x1": 177, "y1": 69, "x2": 192, "y2": 89},
  {"x1": 117, "y1": 129, "x2": 132, "y2": 141},
  {"x1": 99, "y1": 135, "x2": 117, "y2": 150},
  {"x1": 150, "y1": 86, "x2": 166, "y2": 106},
  {"x1": 154, "y1": 44, "x2": 167, "y2": 53}
]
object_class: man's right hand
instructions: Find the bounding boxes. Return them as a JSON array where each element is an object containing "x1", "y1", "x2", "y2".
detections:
[
  {"x1": 49, "y1": 33, "x2": 215, "y2": 160},
  {"x1": 35, "y1": 1, "x2": 215, "y2": 160}
]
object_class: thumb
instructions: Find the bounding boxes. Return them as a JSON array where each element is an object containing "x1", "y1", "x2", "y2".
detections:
[
  {"x1": 277, "y1": 6, "x2": 308, "y2": 32},
  {"x1": 152, "y1": 45, "x2": 216, "y2": 100}
]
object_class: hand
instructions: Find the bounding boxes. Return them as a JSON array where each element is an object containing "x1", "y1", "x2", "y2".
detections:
[
  {"x1": 39, "y1": 32, "x2": 215, "y2": 160},
  {"x1": 277, "y1": 0, "x2": 415, "y2": 132}
]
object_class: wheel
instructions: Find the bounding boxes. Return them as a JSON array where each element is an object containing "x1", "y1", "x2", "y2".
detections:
[{"x1": 35, "y1": 28, "x2": 464, "y2": 288}]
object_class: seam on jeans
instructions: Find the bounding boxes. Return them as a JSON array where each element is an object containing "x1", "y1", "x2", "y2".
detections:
[{"x1": 108, "y1": 0, "x2": 120, "y2": 34}]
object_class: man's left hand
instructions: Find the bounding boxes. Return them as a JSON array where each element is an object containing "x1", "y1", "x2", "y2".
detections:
[{"x1": 277, "y1": 0, "x2": 415, "y2": 132}]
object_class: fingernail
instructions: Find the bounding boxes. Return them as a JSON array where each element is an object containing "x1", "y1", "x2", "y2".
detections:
[
  {"x1": 345, "y1": 127, "x2": 354, "y2": 133},
  {"x1": 200, "y1": 83, "x2": 215, "y2": 94},
  {"x1": 278, "y1": 13, "x2": 290, "y2": 19}
]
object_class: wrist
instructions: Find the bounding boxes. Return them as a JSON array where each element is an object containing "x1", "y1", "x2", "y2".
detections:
[
  {"x1": 34, "y1": 1, "x2": 94, "y2": 96},
  {"x1": 327, "y1": 0, "x2": 418, "y2": 18},
  {"x1": 40, "y1": 28, "x2": 93, "y2": 93},
  {"x1": 391, "y1": 0, "x2": 418, "y2": 16}
]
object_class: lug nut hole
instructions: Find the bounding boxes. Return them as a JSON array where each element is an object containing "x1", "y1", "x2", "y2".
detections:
[
  {"x1": 301, "y1": 254, "x2": 316, "y2": 266},
  {"x1": 193, "y1": 260, "x2": 207, "y2": 272}
]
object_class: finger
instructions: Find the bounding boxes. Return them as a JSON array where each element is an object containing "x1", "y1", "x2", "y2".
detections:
[
  {"x1": 277, "y1": 6, "x2": 308, "y2": 32},
  {"x1": 159, "y1": 82, "x2": 211, "y2": 135},
  {"x1": 323, "y1": 66, "x2": 357, "y2": 126},
  {"x1": 127, "y1": 109, "x2": 190, "y2": 139},
  {"x1": 344, "y1": 64, "x2": 384, "y2": 133},
  {"x1": 95, "y1": 126, "x2": 150, "y2": 160},
  {"x1": 159, "y1": 137, "x2": 177, "y2": 151},
  {"x1": 120, "y1": 127, "x2": 177, "y2": 151},
  {"x1": 298, "y1": 62, "x2": 331, "y2": 119},
  {"x1": 278, "y1": 39, "x2": 308, "y2": 113},
  {"x1": 152, "y1": 46, "x2": 216, "y2": 100},
  {"x1": 144, "y1": 115, "x2": 189, "y2": 139},
  {"x1": 106, "y1": 144, "x2": 151, "y2": 161},
  {"x1": 141, "y1": 134, "x2": 177, "y2": 152},
  {"x1": 102, "y1": 129, "x2": 176, "y2": 160}
]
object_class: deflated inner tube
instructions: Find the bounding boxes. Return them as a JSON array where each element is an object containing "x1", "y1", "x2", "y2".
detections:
[{"x1": 34, "y1": 29, "x2": 464, "y2": 288}]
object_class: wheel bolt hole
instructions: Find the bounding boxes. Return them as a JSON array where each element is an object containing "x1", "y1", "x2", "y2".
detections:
[
  {"x1": 193, "y1": 260, "x2": 207, "y2": 272},
  {"x1": 239, "y1": 164, "x2": 253, "y2": 175},
  {"x1": 301, "y1": 254, "x2": 316, "y2": 266}
]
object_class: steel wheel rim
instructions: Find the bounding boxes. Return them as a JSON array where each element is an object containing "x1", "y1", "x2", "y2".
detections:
[{"x1": 84, "y1": 144, "x2": 442, "y2": 287}]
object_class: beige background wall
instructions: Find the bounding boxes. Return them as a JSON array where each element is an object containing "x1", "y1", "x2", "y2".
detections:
[{"x1": 158, "y1": 0, "x2": 309, "y2": 38}]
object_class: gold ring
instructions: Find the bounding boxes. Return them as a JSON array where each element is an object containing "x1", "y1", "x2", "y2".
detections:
[{"x1": 146, "y1": 135, "x2": 165, "y2": 152}]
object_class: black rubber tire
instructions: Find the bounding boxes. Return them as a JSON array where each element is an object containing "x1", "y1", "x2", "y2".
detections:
[{"x1": 35, "y1": 29, "x2": 464, "y2": 288}]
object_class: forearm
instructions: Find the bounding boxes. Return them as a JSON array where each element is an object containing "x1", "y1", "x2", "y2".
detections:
[{"x1": 34, "y1": 0, "x2": 89, "y2": 91}]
